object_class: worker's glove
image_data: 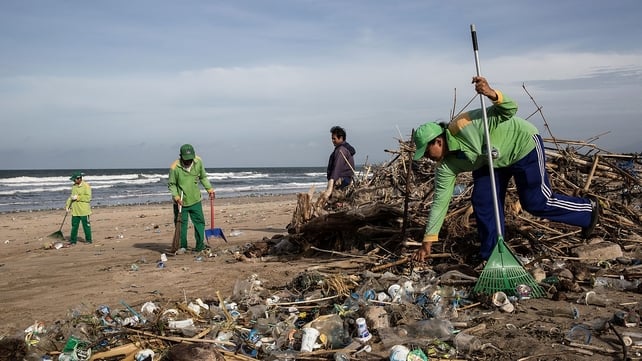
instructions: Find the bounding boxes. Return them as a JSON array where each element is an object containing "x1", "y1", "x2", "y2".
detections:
[
  {"x1": 71, "y1": 195, "x2": 78, "y2": 201},
  {"x1": 208, "y1": 189, "x2": 215, "y2": 199},
  {"x1": 66, "y1": 208, "x2": 70, "y2": 213}
]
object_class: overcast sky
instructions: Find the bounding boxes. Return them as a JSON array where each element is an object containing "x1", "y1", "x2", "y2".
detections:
[{"x1": 1, "y1": 1, "x2": 641, "y2": 170}]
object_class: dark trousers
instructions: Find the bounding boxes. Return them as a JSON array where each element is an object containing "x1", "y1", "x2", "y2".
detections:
[
  {"x1": 70, "y1": 215, "x2": 92, "y2": 243},
  {"x1": 471, "y1": 134, "x2": 592, "y2": 259},
  {"x1": 174, "y1": 202, "x2": 205, "y2": 250},
  {"x1": 335, "y1": 176, "x2": 352, "y2": 190}
]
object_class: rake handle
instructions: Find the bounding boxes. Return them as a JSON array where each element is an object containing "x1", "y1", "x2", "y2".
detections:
[
  {"x1": 59, "y1": 211, "x2": 68, "y2": 231},
  {"x1": 470, "y1": 24, "x2": 504, "y2": 239}
]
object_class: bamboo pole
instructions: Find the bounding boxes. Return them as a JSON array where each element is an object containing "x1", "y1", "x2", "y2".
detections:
[{"x1": 583, "y1": 154, "x2": 600, "y2": 191}]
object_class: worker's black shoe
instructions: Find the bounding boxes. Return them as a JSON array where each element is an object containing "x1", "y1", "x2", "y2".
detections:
[{"x1": 581, "y1": 196, "x2": 600, "y2": 239}]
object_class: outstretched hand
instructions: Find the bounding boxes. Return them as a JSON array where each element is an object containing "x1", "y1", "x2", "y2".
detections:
[
  {"x1": 472, "y1": 76, "x2": 498, "y2": 101},
  {"x1": 411, "y1": 242, "x2": 433, "y2": 262}
]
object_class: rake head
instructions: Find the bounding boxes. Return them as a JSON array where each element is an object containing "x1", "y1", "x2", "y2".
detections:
[
  {"x1": 48, "y1": 230, "x2": 65, "y2": 240},
  {"x1": 473, "y1": 237, "x2": 545, "y2": 298}
]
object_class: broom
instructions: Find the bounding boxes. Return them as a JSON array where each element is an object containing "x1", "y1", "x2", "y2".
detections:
[
  {"x1": 469, "y1": 24, "x2": 544, "y2": 298},
  {"x1": 171, "y1": 191, "x2": 183, "y2": 253}
]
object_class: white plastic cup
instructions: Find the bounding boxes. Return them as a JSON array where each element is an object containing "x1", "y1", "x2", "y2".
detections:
[
  {"x1": 300, "y1": 327, "x2": 320, "y2": 352},
  {"x1": 355, "y1": 317, "x2": 371, "y2": 341},
  {"x1": 160, "y1": 253, "x2": 168, "y2": 262},
  {"x1": 389, "y1": 344, "x2": 410, "y2": 361},
  {"x1": 168, "y1": 318, "x2": 194, "y2": 329},
  {"x1": 492, "y1": 291, "x2": 514, "y2": 313},
  {"x1": 584, "y1": 291, "x2": 609, "y2": 307}
]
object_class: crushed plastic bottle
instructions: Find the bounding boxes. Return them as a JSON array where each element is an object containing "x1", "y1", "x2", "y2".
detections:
[
  {"x1": 593, "y1": 276, "x2": 640, "y2": 291},
  {"x1": 401, "y1": 318, "x2": 454, "y2": 341}
]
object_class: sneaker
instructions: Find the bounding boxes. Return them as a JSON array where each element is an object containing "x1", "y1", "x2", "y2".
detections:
[
  {"x1": 581, "y1": 196, "x2": 600, "y2": 239},
  {"x1": 176, "y1": 247, "x2": 187, "y2": 255}
]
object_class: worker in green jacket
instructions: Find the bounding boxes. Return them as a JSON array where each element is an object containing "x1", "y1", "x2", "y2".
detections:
[
  {"x1": 168, "y1": 144, "x2": 215, "y2": 253},
  {"x1": 411, "y1": 76, "x2": 599, "y2": 263},
  {"x1": 65, "y1": 171, "x2": 92, "y2": 244}
]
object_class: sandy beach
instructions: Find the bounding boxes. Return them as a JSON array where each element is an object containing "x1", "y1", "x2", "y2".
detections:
[{"x1": 0, "y1": 194, "x2": 309, "y2": 337}]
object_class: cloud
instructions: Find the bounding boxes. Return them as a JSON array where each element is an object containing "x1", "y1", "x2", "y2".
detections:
[{"x1": 1, "y1": 0, "x2": 641, "y2": 169}]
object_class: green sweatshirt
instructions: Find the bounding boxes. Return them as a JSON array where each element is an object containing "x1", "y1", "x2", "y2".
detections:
[
  {"x1": 168, "y1": 156, "x2": 213, "y2": 207},
  {"x1": 424, "y1": 90, "x2": 538, "y2": 241},
  {"x1": 65, "y1": 181, "x2": 92, "y2": 216}
]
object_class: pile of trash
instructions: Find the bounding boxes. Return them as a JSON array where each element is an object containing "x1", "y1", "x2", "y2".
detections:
[{"x1": 5, "y1": 258, "x2": 642, "y2": 361}]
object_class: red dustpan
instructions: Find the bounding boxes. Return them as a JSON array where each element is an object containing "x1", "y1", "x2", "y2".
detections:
[{"x1": 205, "y1": 197, "x2": 227, "y2": 242}]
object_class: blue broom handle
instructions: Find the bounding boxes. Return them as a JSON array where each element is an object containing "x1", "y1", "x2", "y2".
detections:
[{"x1": 470, "y1": 24, "x2": 503, "y2": 239}]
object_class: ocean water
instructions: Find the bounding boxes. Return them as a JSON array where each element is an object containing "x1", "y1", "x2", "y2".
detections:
[{"x1": 0, "y1": 167, "x2": 327, "y2": 213}]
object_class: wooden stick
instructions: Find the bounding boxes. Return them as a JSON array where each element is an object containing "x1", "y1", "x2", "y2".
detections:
[
  {"x1": 568, "y1": 342, "x2": 616, "y2": 353},
  {"x1": 89, "y1": 343, "x2": 140, "y2": 361},
  {"x1": 462, "y1": 322, "x2": 486, "y2": 334},
  {"x1": 310, "y1": 246, "x2": 381, "y2": 259},
  {"x1": 125, "y1": 328, "x2": 235, "y2": 346},
  {"x1": 401, "y1": 132, "x2": 414, "y2": 239},
  {"x1": 273, "y1": 295, "x2": 340, "y2": 306},
  {"x1": 516, "y1": 215, "x2": 565, "y2": 235},
  {"x1": 583, "y1": 154, "x2": 600, "y2": 191},
  {"x1": 371, "y1": 257, "x2": 409, "y2": 271},
  {"x1": 216, "y1": 290, "x2": 234, "y2": 323},
  {"x1": 458, "y1": 302, "x2": 481, "y2": 311}
]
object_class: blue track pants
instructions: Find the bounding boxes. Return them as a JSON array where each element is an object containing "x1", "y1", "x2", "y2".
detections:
[{"x1": 471, "y1": 135, "x2": 592, "y2": 259}]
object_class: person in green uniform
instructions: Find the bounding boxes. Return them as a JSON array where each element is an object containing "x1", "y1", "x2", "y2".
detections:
[
  {"x1": 65, "y1": 171, "x2": 92, "y2": 244},
  {"x1": 411, "y1": 76, "x2": 599, "y2": 263},
  {"x1": 168, "y1": 144, "x2": 215, "y2": 253}
]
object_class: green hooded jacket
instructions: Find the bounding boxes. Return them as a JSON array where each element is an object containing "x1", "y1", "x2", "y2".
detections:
[
  {"x1": 168, "y1": 156, "x2": 213, "y2": 207},
  {"x1": 65, "y1": 181, "x2": 92, "y2": 216},
  {"x1": 424, "y1": 90, "x2": 538, "y2": 241}
]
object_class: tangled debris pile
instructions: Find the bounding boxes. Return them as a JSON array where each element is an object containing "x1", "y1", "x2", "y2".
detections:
[
  {"x1": 287, "y1": 137, "x2": 642, "y2": 262},
  {"x1": 2, "y1": 138, "x2": 641, "y2": 361}
]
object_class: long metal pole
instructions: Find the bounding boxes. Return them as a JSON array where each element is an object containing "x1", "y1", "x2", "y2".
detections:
[{"x1": 470, "y1": 24, "x2": 503, "y2": 239}]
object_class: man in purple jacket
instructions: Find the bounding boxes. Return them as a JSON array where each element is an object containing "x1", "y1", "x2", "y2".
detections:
[{"x1": 320, "y1": 126, "x2": 356, "y2": 203}]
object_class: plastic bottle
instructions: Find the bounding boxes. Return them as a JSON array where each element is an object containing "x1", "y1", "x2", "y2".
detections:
[
  {"x1": 402, "y1": 318, "x2": 454, "y2": 341},
  {"x1": 593, "y1": 276, "x2": 640, "y2": 291}
]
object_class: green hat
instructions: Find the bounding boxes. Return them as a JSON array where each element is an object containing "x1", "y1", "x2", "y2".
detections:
[
  {"x1": 69, "y1": 171, "x2": 84, "y2": 181},
  {"x1": 180, "y1": 144, "x2": 195, "y2": 160},
  {"x1": 413, "y1": 122, "x2": 443, "y2": 161}
]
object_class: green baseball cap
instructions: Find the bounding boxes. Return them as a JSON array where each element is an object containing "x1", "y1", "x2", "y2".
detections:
[
  {"x1": 69, "y1": 171, "x2": 84, "y2": 180},
  {"x1": 413, "y1": 122, "x2": 443, "y2": 161},
  {"x1": 180, "y1": 144, "x2": 195, "y2": 160}
]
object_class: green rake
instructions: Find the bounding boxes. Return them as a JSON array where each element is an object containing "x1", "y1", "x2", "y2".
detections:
[
  {"x1": 469, "y1": 24, "x2": 545, "y2": 298},
  {"x1": 473, "y1": 235, "x2": 545, "y2": 298}
]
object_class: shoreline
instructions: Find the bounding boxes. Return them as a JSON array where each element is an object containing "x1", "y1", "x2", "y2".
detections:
[{"x1": 0, "y1": 193, "x2": 300, "y2": 215}]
